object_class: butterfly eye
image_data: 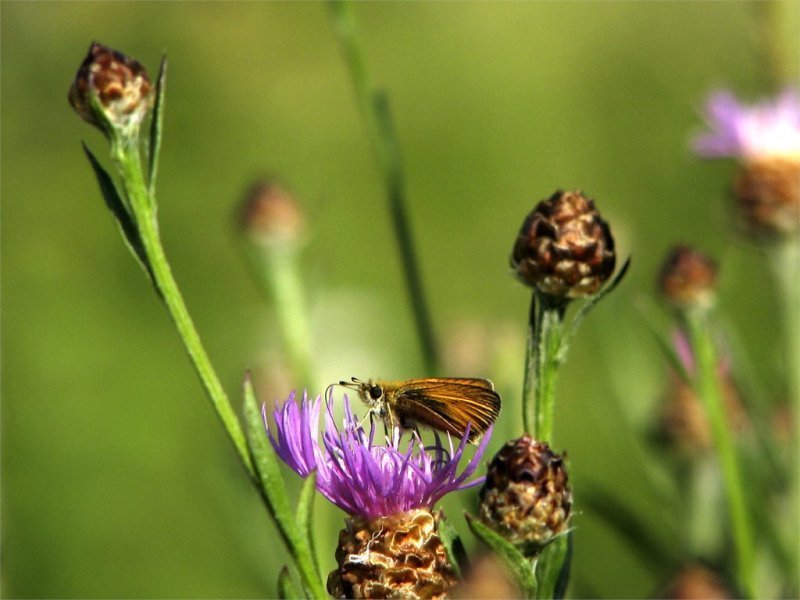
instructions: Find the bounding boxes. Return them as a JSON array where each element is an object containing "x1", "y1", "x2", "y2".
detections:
[{"x1": 369, "y1": 385, "x2": 383, "y2": 400}]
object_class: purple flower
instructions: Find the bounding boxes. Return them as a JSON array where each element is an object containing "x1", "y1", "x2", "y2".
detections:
[
  {"x1": 692, "y1": 88, "x2": 800, "y2": 161},
  {"x1": 265, "y1": 392, "x2": 491, "y2": 520}
]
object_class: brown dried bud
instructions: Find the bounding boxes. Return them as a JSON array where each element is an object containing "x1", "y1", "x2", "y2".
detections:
[
  {"x1": 478, "y1": 435, "x2": 572, "y2": 555},
  {"x1": 511, "y1": 190, "x2": 616, "y2": 299},
  {"x1": 734, "y1": 157, "x2": 800, "y2": 236},
  {"x1": 451, "y1": 553, "x2": 521, "y2": 599},
  {"x1": 658, "y1": 246, "x2": 718, "y2": 310},
  {"x1": 68, "y1": 42, "x2": 153, "y2": 137},
  {"x1": 239, "y1": 180, "x2": 306, "y2": 247},
  {"x1": 327, "y1": 509, "x2": 457, "y2": 599},
  {"x1": 661, "y1": 564, "x2": 734, "y2": 599},
  {"x1": 657, "y1": 373, "x2": 747, "y2": 454}
]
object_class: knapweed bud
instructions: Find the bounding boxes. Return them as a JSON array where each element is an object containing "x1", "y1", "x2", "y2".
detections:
[
  {"x1": 479, "y1": 435, "x2": 572, "y2": 555},
  {"x1": 510, "y1": 190, "x2": 616, "y2": 299},
  {"x1": 239, "y1": 180, "x2": 306, "y2": 248},
  {"x1": 734, "y1": 157, "x2": 800, "y2": 236},
  {"x1": 68, "y1": 42, "x2": 153, "y2": 138},
  {"x1": 657, "y1": 246, "x2": 718, "y2": 310},
  {"x1": 327, "y1": 509, "x2": 457, "y2": 600}
]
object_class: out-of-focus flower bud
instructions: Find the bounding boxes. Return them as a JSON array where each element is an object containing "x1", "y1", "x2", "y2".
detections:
[
  {"x1": 239, "y1": 180, "x2": 306, "y2": 248},
  {"x1": 658, "y1": 246, "x2": 718, "y2": 310},
  {"x1": 478, "y1": 435, "x2": 572, "y2": 555},
  {"x1": 68, "y1": 42, "x2": 153, "y2": 138},
  {"x1": 734, "y1": 157, "x2": 800, "y2": 236},
  {"x1": 327, "y1": 509, "x2": 457, "y2": 600},
  {"x1": 510, "y1": 190, "x2": 616, "y2": 299},
  {"x1": 661, "y1": 563, "x2": 734, "y2": 599},
  {"x1": 451, "y1": 553, "x2": 521, "y2": 599}
]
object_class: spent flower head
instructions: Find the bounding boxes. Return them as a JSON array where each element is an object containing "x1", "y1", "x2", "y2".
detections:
[
  {"x1": 265, "y1": 392, "x2": 491, "y2": 519},
  {"x1": 69, "y1": 42, "x2": 153, "y2": 139}
]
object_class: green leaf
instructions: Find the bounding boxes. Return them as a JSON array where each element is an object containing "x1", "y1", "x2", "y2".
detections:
[
  {"x1": 296, "y1": 471, "x2": 321, "y2": 581},
  {"x1": 465, "y1": 513, "x2": 536, "y2": 598},
  {"x1": 277, "y1": 566, "x2": 302, "y2": 600},
  {"x1": 534, "y1": 533, "x2": 572, "y2": 600},
  {"x1": 556, "y1": 256, "x2": 631, "y2": 364},
  {"x1": 634, "y1": 296, "x2": 691, "y2": 384},
  {"x1": 148, "y1": 55, "x2": 167, "y2": 198},
  {"x1": 437, "y1": 512, "x2": 468, "y2": 579},
  {"x1": 243, "y1": 374, "x2": 296, "y2": 547},
  {"x1": 243, "y1": 377, "x2": 328, "y2": 600},
  {"x1": 82, "y1": 143, "x2": 155, "y2": 283}
]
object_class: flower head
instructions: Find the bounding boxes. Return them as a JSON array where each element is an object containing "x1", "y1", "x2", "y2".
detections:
[
  {"x1": 265, "y1": 392, "x2": 491, "y2": 519},
  {"x1": 69, "y1": 42, "x2": 153, "y2": 138},
  {"x1": 510, "y1": 190, "x2": 616, "y2": 300},
  {"x1": 693, "y1": 88, "x2": 800, "y2": 161}
]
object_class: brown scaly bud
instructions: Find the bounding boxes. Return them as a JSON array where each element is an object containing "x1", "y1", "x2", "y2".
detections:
[
  {"x1": 239, "y1": 180, "x2": 306, "y2": 248},
  {"x1": 658, "y1": 246, "x2": 718, "y2": 310},
  {"x1": 478, "y1": 435, "x2": 572, "y2": 555},
  {"x1": 68, "y1": 42, "x2": 153, "y2": 137},
  {"x1": 734, "y1": 157, "x2": 800, "y2": 236},
  {"x1": 327, "y1": 509, "x2": 458, "y2": 599},
  {"x1": 510, "y1": 190, "x2": 616, "y2": 299}
]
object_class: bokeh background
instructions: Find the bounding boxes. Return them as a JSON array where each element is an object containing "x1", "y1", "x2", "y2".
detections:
[{"x1": 3, "y1": 2, "x2": 798, "y2": 598}]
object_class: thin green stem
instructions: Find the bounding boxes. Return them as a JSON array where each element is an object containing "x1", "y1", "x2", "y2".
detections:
[
  {"x1": 329, "y1": 0, "x2": 439, "y2": 373},
  {"x1": 246, "y1": 243, "x2": 314, "y2": 389},
  {"x1": 522, "y1": 293, "x2": 565, "y2": 442},
  {"x1": 686, "y1": 312, "x2": 756, "y2": 598},
  {"x1": 111, "y1": 136, "x2": 255, "y2": 480}
]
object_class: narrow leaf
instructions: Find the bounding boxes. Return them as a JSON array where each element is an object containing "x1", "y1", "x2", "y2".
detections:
[
  {"x1": 277, "y1": 566, "x2": 302, "y2": 600},
  {"x1": 556, "y1": 256, "x2": 631, "y2": 363},
  {"x1": 438, "y1": 512, "x2": 468, "y2": 579},
  {"x1": 634, "y1": 296, "x2": 691, "y2": 384},
  {"x1": 243, "y1": 377, "x2": 328, "y2": 600},
  {"x1": 148, "y1": 55, "x2": 167, "y2": 197},
  {"x1": 296, "y1": 471, "x2": 321, "y2": 580},
  {"x1": 534, "y1": 533, "x2": 572, "y2": 599},
  {"x1": 243, "y1": 374, "x2": 296, "y2": 546},
  {"x1": 465, "y1": 513, "x2": 537, "y2": 598},
  {"x1": 82, "y1": 143, "x2": 154, "y2": 282}
]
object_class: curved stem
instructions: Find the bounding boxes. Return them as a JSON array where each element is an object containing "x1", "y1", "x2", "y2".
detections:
[{"x1": 111, "y1": 136, "x2": 255, "y2": 480}]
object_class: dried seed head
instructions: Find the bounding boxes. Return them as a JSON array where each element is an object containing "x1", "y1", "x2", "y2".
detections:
[
  {"x1": 68, "y1": 42, "x2": 153, "y2": 137},
  {"x1": 734, "y1": 157, "x2": 800, "y2": 236},
  {"x1": 239, "y1": 180, "x2": 306, "y2": 247},
  {"x1": 478, "y1": 435, "x2": 572, "y2": 555},
  {"x1": 510, "y1": 190, "x2": 616, "y2": 299},
  {"x1": 327, "y1": 509, "x2": 457, "y2": 599},
  {"x1": 658, "y1": 246, "x2": 718, "y2": 310}
]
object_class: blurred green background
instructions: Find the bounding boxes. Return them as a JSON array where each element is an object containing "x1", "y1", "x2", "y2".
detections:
[{"x1": 2, "y1": 1, "x2": 798, "y2": 598}]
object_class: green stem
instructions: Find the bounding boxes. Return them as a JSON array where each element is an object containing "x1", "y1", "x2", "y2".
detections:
[
  {"x1": 522, "y1": 293, "x2": 565, "y2": 442},
  {"x1": 686, "y1": 312, "x2": 756, "y2": 598},
  {"x1": 111, "y1": 135, "x2": 255, "y2": 479},
  {"x1": 329, "y1": 0, "x2": 439, "y2": 373},
  {"x1": 770, "y1": 236, "x2": 800, "y2": 590},
  {"x1": 246, "y1": 243, "x2": 314, "y2": 389}
]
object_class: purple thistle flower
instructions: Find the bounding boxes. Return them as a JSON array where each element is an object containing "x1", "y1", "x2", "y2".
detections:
[
  {"x1": 692, "y1": 88, "x2": 800, "y2": 161},
  {"x1": 265, "y1": 392, "x2": 492, "y2": 520}
]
